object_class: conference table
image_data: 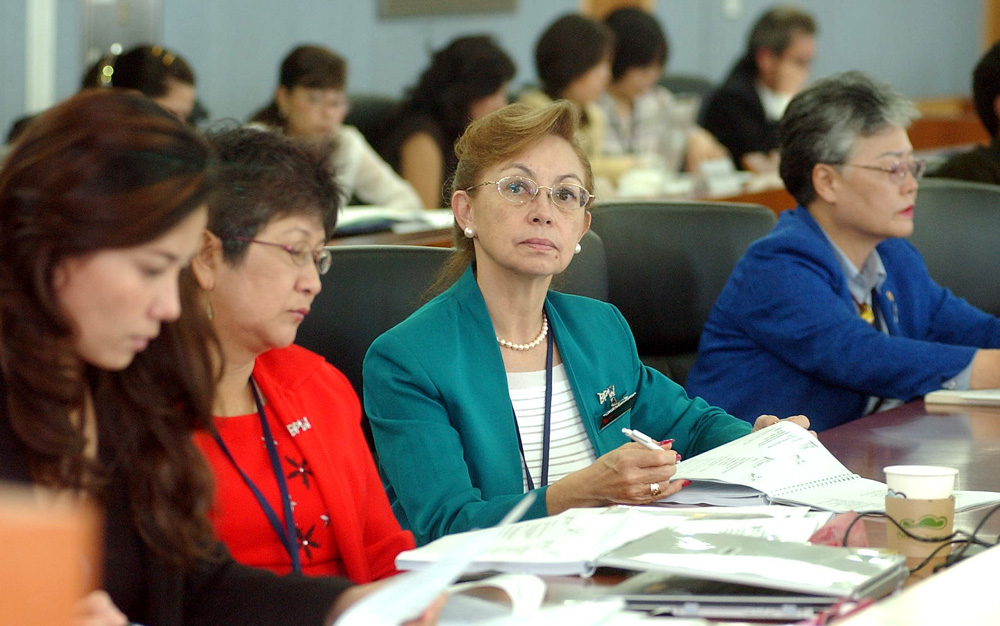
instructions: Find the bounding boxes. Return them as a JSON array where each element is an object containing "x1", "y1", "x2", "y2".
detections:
[
  {"x1": 821, "y1": 399, "x2": 1000, "y2": 538},
  {"x1": 537, "y1": 399, "x2": 1000, "y2": 623}
]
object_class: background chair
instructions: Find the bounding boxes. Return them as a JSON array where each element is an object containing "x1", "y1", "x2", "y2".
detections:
[
  {"x1": 589, "y1": 201, "x2": 776, "y2": 385},
  {"x1": 344, "y1": 92, "x2": 400, "y2": 157},
  {"x1": 295, "y1": 230, "x2": 607, "y2": 449},
  {"x1": 910, "y1": 178, "x2": 1000, "y2": 316},
  {"x1": 657, "y1": 73, "x2": 715, "y2": 101}
]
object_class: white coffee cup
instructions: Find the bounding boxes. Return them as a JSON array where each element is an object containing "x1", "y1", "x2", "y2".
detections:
[{"x1": 884, "y1": 465, "x2": 957, "y2": 499}]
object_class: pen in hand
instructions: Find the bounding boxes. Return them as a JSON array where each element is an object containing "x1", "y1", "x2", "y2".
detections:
[{"x1": 621, "y1": 427, "x2": 665, "y2": 451}]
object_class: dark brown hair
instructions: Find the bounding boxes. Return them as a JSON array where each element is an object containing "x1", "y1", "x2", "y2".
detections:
[
  {"x1": 0, "y1": 89, "x2": 219, "y2": 567},
  {"x1": 81, "y1": 44, "x2": 196, "y2": 95},
  {"x1": 249, "y1": 45, "x2": 347, "y2": 128},
  {"x1": 432, "y1": 100, "x2": 592, "y2": 290},
  {"x1": 535, "y1": 14, "x2": 614, "y2": 99}
]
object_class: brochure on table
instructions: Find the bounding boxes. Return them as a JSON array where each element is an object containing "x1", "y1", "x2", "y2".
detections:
[
  {"x1": 658, "y1": 421, "x2": 1000, "y2": 513},
  {"x1": 396, "y1": 505, "x2": 831, "y2": 577}
]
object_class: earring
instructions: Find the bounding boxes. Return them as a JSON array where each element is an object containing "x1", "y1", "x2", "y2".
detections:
[
  {"x1": 205, "y1": 295, "x2": 214, "y2": 321},
  {"x1": 464, "y1": 227, "x2": 475, "y2": 238},
  {"x1": 574, "y1": 242, "x2": 582, "y2": 254}
]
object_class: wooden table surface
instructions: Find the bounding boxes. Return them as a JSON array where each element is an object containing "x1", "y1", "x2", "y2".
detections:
[{"x1": 821, "y1": 400, "x2": 1000, "y2": 537}]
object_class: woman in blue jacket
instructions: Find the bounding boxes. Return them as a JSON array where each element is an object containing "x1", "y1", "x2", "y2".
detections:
[
  {"x1": 364, "y1": 101, "x2": 807, "y2": 545},
  {"x1": 687, "y1": 71, "x2": 1000, "y2": 431}
]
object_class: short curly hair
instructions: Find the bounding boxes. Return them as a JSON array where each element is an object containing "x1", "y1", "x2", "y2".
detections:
[{"x1": 204, "y1": 127, "x2": 341, "y2": 262}]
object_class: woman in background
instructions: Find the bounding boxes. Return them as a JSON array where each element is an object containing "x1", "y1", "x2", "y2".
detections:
[
  {"x1": 384, "y1": 35, "x2": 515, "y2": 208},
  {"x1": 0, "y1": 89, "x2": 388, "y2": 625},
  {"x1": 6, "y1": 44, "x2": 201, "y2": 150},
  {"x1": 190, "y1": 127, "x2": 414, "y2": 581},
  {"x1": 82, "y1": 44, "x2": 201, "y2": 123},
  {"x1": 364, "y1": 101, "x2": 808, "y2": 545},
  {"x1": 599, "y1": 8, "x2": 728, "y2": 174},
  {"x1": 251, "y1": 45, "x2": 421, "y2": 211},
  {"x1": 518, "y1": 14, "x2": 630, "y2": 185}
]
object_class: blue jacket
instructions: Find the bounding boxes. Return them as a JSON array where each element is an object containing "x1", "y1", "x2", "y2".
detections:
[
  {"x1": 686, "y1": 207, "x2": 1000, "y2": 431},
  {"x1": 364, "y1": 268, "x2": 751, "y2": 545}
]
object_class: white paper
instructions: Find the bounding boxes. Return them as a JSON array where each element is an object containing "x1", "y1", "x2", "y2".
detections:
[
  {"x1": 397, "y1": 504, "x2": 832, "y2": 577},
  {"x1": 334, "y1": 493, "x2": 536, "y2": 626}
]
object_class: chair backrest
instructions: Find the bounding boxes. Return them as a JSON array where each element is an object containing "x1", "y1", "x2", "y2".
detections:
[
  {"x1": 555, "y1": 229, "x2": 608, "y2": 302},
  {"x1": 657, "y1": 73, "x2": 715, "y2": 100},
  {"x1": 295, "y1": 234, "x2": 607, "y2": 447},
  {"x1": 590, "y1": 201, "x2": 776, "y2": 384},
  {"x1": 297, "y1": 245, "x2": 451, "y2": 402},
  {"x1": 910, "y1": 178, "x2": 1000, "y2": 316},
  {"x1": 343, "y1": 93, "x2": 400, "y2": 156}
]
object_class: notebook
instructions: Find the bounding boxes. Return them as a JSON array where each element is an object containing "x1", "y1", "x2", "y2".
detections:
[
  {"x1": 607, "y1": 572, "x2": 866, "y2": 621},
  {"x1": 596, "y1": 527, "x2": 908, "y2": 605},
  {"x1": 924, "y1": 388, "x2": 1000, "y2": 406},
  {"x1": 658, "y1": 422, "x2": 1000, "y2": 513}
]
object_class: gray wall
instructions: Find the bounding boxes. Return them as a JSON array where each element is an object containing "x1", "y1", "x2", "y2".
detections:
[{"x1": 1, "y1": 0, "x2": 984, "y2": 138}]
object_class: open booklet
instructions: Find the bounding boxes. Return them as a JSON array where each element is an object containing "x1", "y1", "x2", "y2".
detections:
[
  {"x1": 924, "y1": 388, "x2": 1000, "y2": 406},
  {"x1": 659, "y1": 421, "x2": 1000, "y2": 512},
  {"x1": 397, "y1": 505, "x2": 831, "y2": 577}
]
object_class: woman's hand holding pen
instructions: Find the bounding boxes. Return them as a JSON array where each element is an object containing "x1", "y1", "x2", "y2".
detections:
[{"x1": 544, "y1": 437, "x2": 683, "y2": 515}]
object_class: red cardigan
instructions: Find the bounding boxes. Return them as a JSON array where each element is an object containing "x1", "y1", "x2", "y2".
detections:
[{"x1": 194, "y1": 344, "x2": 414, "y2": 582}]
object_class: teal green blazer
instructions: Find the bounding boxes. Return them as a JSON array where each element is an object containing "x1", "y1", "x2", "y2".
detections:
[{"x1": 364, "y1": 268, "x2": 751, "y2": 545}]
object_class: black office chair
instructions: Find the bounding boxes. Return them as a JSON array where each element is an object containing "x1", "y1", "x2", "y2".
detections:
[
  {"x1": 657, "y1": 73, "x2": 715, "y2": 100},
  {"x1": 295, "y1": 231, "x2": 607, "y2": 450},
  {"x1": 344, "y1": 93, "x2": 400, "y2": 157},
  {"x1": 590, "y1": 201, "x2": 776, "y2": 384},
  {"x1": 910, "y1": 178, "x2": 1000, "y2": 316}
]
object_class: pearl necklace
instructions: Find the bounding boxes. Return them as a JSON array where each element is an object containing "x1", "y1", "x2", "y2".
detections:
[{"x1": 496, "y1": 313, "x2": 548, "y2": 351}]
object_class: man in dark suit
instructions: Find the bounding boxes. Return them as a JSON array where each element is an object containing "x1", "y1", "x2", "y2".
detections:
[
  {"x1": 700, "y1": 5, "x2": 816, "y2": 171},
  {"x1": 930, "y1": 42, "x2": 1000, "y2": 184}
]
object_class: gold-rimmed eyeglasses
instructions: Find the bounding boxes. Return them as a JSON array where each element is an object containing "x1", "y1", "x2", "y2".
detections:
[
  {"x1": 226, "y1": 236, "x2": 332, "y2": 275},
  {"x1": 840, "y1": 160, "x2": 926, "y2": 183},
  {"x1": 466, "y1": 175, "x2": 595, "y2": 213}
]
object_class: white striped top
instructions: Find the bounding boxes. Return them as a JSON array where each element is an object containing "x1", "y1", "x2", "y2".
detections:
[{"x1": 506, "y1": 363, "x2": 596, "y2": 492}]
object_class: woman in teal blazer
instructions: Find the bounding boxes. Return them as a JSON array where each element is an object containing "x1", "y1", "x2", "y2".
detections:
[{"x1": 364, "y1": 101, "x2": 806, "y2": 545}]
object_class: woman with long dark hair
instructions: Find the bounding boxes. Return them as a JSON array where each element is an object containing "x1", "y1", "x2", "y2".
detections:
[
  {"x1": 384, "y1": 36, "x2": 515, "y2": 208},
  {"x1": 0, "y1": 89, "x2": 435, "y2": 625}
]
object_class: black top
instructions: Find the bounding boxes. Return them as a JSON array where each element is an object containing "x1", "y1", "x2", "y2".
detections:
[
  {"x1": 929, "y1": 138, "x2": 1000, "y2": 185},
  {"x1": 0, "y1": 374, "x2": 351, "y2": 626},
  {"x1": 381, "y1": 112, "x2": 457, "y2": 208},
  {"x1": 699, "y1": 57, "x2": 780, "y2": 170}
]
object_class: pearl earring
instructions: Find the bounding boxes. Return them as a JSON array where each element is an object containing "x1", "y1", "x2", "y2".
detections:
[
  {"x1": 574, "y1": 242, "x2": 582, "y2": 254},
  {"x1": 464, "y1": 227, "x2": 475, "y2": 238}
]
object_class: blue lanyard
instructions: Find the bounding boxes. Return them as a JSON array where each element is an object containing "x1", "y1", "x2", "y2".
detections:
[
  {"x1": 211, "y1": 378, "x2": 302, "y2": 573},
  {"x1": 513, "y1": 327, "x2": 555, "y2": 491}
]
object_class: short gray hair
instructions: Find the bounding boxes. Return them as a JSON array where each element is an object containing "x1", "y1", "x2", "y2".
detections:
[{"x1": 779, "y1": 71, "x2": 918, "y2": 206}]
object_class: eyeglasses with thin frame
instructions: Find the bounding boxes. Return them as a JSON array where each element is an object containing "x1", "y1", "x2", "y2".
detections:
[
  {"x1": 465, "y1": 175, "x2": 595, "y2": 213},
  {"x1": 225, "y1": 236, "x2": 332, "y2": 275},
  {"x1": 840, "y1": 159, "x2": 926, "y2": 183}
]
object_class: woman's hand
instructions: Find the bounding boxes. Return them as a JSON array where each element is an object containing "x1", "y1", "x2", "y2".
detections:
[
  {"x1": 72, "y1": 591, "x2": 128, "y2": 626},
  {"x1": 546, "y1": 442, "x2": 683, "y2": 514},
  {"x1": 752, "y1": 414, "x2": 814, "y2": 436},
  {"x1": 684, "y1": 127, "x2": 730, "y2": 173}
]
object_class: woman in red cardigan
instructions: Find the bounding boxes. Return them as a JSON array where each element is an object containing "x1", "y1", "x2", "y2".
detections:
[{"x1": 190, "y1": 127, "x2": 414, "y2": 581}]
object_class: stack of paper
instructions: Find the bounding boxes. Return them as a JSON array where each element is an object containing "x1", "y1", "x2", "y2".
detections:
[
  {"x1": 924, "y1": 388, "x2": 1000, "y2": 406},
  {"x1": 396, "y1": 505, "x2": 831, "y2": 577}
]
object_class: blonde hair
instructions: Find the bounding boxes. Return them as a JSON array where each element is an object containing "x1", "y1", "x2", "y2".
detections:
[{"x1": 435, "y1": 101, "x2": 593, "y2": 290}]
